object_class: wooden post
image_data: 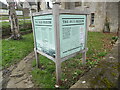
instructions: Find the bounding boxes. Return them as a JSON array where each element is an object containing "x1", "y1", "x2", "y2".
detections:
[
  {"x1": 53, "y1": 2, "x2": 61, "y2": 86},
  {"x1": 82, "y1": 51, "x2": 86, "y2": 64},
  {"x1": 34, "y1": 49, "x2": 40, "y2": 68},
  {"x1": 31, "y1": 14, "x2": 40, "y2": 68},
  {"x1": 82, "y1": 15, "x2": 88, "y2": 65}
]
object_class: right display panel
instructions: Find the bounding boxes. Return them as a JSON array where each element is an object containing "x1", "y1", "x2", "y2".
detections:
[{"x1": 60, "y1": 14, "x2": 86, "y2": 58}]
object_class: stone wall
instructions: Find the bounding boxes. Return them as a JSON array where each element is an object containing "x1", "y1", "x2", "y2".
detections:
[
  {"x1": 60, "y1": 2, "x2": 119, "y2": 33},
  {"x1": 85, "y1": 2, "x2": 119, "y2": 33},
  {"x1": 84, "y1": 2, "x2": 106, "y2": 32},
  {"x1": 106, "y1": 2, "x2": 119, "y2": 33},
  {"x1": 94, "y1": 2, "x2": 106, "y2": 32}
]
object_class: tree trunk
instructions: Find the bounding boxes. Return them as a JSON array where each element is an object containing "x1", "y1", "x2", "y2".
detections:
[
  {"x1": 7, "y1": 0, "x2": 22, "y2": 40},
  {"x1": 22, "y1": 9, "x2": 25, "y2": 29}
]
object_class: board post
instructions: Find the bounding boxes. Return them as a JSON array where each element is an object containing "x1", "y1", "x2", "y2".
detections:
[
  {"x1": 82, "y1": 51, "x2": 86, "y2": 64},
  {"x1": 53, "y1": 1, "x2": 61, "y2": 86},
  {"x1": 82, "y1": 15, "x2": 88, "y2": 65},
  {"x1": 35, "y1": 49, "x2": 40, "y2": 68},
  {"x1": 31, "y1": 15, "x2": 40, "y2": 68}
]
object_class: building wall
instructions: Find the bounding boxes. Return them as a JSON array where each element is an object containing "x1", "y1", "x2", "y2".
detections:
[
  {"x1": 40, "y1": 2, "x2": 47, "y2": 10},
  {"x1": 106, "y1": 2, "x2": 119, "y2": 32},
  {"x1": 85, "y1": 2, "x2": 119, "y2": 33},
  {"x1": 84, "y1": 2, "x2": 106, "y2": 32},
  {"x1": 60, "y1": 2, "x2": 119, "y2": 33}
]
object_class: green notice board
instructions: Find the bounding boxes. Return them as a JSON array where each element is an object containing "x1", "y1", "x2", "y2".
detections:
[
  {"x1": 33, "y1": 15, "x2": 55, "y2": 57},
  {"x1": 33, "y1": 14, "x2": 86, "y2": 59},
  {"x1": 60, "y1": 15, "x2": 86, "y2": 58}
]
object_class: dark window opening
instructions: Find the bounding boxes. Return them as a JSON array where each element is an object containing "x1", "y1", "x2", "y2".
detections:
[
  {"x1": 75, "y1": 2, "x2": 82, "y2": 7},
  {"x1": 47, "y1": 2, "x2": 51, "y2": 9},
  {"x1": 90, "y1": 13, "x2": 95, "y2": 25}
]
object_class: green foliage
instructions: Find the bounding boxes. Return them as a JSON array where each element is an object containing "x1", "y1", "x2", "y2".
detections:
[{"x1": 1, "y1": 33, "x2": 34, "y2": 68}]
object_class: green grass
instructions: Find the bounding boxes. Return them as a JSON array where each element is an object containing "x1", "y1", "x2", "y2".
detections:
[
  {"x1": 31, "y1": 32, "x2": 117, "y2": 88},
  {"x1": 1, "y1": 33, "x2": 34, "y2": 69},
  {"x1": 1, "y1": 21, "x2": 32, "y2": 31},
  {"x1": 1, "y1": 20, "x2": 31, "y2": 27},
  {"x1": 31, "y1": 56, "x2": 56, "y2": 88},
  {"x1": 0, "y1": 16, "x2": 30, "y2": 20},
  {"x1": 1, "y1": 31, "x2": 116, "y2": 88},
  {"x1": 1, "y1": 20, "x2": 32, "y2": 36}
]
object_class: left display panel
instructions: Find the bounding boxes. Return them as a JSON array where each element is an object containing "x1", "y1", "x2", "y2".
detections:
[{"x1": 33, "y1": 15, "x2": 55, "y2": 58}]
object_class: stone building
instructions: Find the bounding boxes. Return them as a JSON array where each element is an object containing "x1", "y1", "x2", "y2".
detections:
[
  {"x1": 85, "y1": 2, "x2": 119, "y2": 33},
  {"x1": 60, "y1": 2, "x2": 119, "y2": 33},
  {"x1": 19, "y1": 1, "x2": 119, "y2": 33}
]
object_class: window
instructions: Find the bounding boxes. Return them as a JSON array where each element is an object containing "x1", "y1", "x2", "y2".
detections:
[
  {"x1": 47, "y1": 2, "x2": 51, "y2": 9},
  {"x1": 90, "y1": 13, "x2": 95, "y2": 25},
  {"x1": 75, "y1": 2, "x2": 82, "y2": 7}
]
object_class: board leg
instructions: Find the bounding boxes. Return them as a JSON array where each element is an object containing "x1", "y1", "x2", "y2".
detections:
[
  {"x1": 55, "y1": 61, "x2": 61, "y2": 86},
  {"x1": 82, "y1": 51, "x2": 86, "y2": 65},
  {"x1": 35, "y1": 50, "x2": 40, "y2": 68}
]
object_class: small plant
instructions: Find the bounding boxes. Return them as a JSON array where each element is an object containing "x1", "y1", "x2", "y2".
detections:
[
  {"x1": 111, "y1": 36, "x2": 118, "y2": 45},
  {"x1": 112, "y1": 36, "x2": 118, "y2": 42}
]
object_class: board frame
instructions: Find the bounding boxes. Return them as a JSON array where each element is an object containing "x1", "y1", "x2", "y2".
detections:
[{"x1": 31, "y1": 2, "x2": 89, "y2": 85}]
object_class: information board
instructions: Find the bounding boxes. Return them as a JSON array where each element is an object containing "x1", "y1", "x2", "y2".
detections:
[
  {"x1": 33, "y1": 15, "x2": 55, "y2": 57},
  {"x1": 60, "y1": 15, "x2": 86, "y2": 58}
]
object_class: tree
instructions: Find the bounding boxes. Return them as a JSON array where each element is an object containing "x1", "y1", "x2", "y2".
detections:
[
  {"x1": 17, "y1": 0, "x2": 26, "y2": 31},
  {"x1": 6, "y1": 0, "x2": 22, "y2": 40}
]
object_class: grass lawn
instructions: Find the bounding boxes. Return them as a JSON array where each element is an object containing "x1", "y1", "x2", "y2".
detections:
[
  {"x1": 1, "y1": 20, "x2": 31, "y2": 28},
  {"x1": 31, "y1": 32, "x2": 117, "y2": 88},
  {"x1": 1, "y1": 20, "x2": 31, "y2": 25},
  {"x1": 1, "y1": 20, "x2": 32, "y2": 36},
  {"x1": 0, "y1": 16, "x2": 30, "y2": 20},
  {"x1": 1, "y1": 31, "x2": 117, "y2": 88},
  {"x1": 1, "y1": 33, "x2": 34, "y2": 69}
]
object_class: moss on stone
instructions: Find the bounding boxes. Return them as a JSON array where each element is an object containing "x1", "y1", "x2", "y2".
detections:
[
  {"x1": 101, "y1": 77, "x2": 115, "y2": 88},
  {"x1": 90, "y1": 75, "x2": 101, "y2": 87},
  {"x1": 112, "y1": 66, "x2": 118, "y2": 69},
  {"x1": 111, "y1": 63, "x2": 119, "y2": 70},
  {"x1": 118, "y1": 63, "x2": 120, "y2": 72},
  {"x1": 111, "y1": 72, "x2": 117, "y2": 76}
]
